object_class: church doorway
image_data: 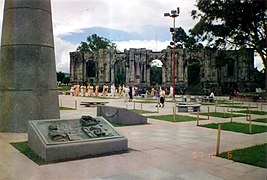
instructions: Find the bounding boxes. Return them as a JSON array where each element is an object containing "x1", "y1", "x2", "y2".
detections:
[
  {"x1": 187, "y1": 58, "x2": 201, "y2": 86},
  {"x1": 114, "y1": 60, "x2": 126, "y2": 86},
  {"x1": 150, "y1": 59, "x2": 163, "y2": 86}
]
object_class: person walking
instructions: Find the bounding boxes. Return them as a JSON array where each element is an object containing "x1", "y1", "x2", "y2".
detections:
[
  {"x1": 155, "y1": 87, "x2": 161, "y2": 107},
  {"x1": 123, "y1": 86, "x2": 130, "y2": 102},
  {"x1": 129, "y1": 86, "x2": 133, "y2": 102},
  {"x1": 160, "y1": 88, "x2": 166, "y2": 108}
]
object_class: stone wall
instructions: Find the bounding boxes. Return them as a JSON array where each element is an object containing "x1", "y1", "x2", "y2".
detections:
[{"x1": 70, "y1": 48, "x2": 255, "y2": 95}]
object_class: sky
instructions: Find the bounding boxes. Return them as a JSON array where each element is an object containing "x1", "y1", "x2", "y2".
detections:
[{"x1": 0, "y1": 0, "x2": 264, "y2": 73}]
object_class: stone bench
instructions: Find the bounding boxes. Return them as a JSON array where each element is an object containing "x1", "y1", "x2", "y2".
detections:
[
  {"x1": 176, "y1": 103, "x2": 201, "y2": 112},
  {"x1": 80, "y1": 101, "x2": 109, "y2": 107}
]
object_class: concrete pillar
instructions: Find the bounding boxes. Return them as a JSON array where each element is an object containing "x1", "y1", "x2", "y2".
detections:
[{"x1": 0, "y1": 0, "x2": 60, "y2": 132}]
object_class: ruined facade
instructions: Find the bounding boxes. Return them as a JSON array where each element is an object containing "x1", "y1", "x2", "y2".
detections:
[{"x1": 70, "y1": 48, "x2": 255, "y2": 95}]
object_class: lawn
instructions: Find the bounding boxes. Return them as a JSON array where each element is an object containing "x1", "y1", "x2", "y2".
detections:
[
  {"x1": 11, "y1": 141, "x2": 131, "y2": 165},
  {"x1": 60, "y1": 107, "x2": 76, "y2": 110},
  {"x1": 130, "y1": 109, "x2": 156, "y2": 114},
  {"x1": 219, "y1": 105, "x2": 257, "y2": 109},
  {"x1": 253, "y1": 118, "x2": 267, "y2": 123},
  {"x1": 235, "y1": 110, "x2": 267, "y2": 115},
  {"x1": 148, "y1": 114, "x2": 205, "y2": 123},
  {"x1": 11, "y1": 142, "x2": 45, "y2": 165},
  {"x1": 201, "y1": 100, "x2": 243, "y2": 105},
  {"x1": 199, "y1": 112, "x2": 245, "y2": 118},
  {"x1": 218, "y1": 143, "x2": 267, "y2": 168},
  {"x1": 199, "y1": 122, "x2": 267, "y2": 134}
]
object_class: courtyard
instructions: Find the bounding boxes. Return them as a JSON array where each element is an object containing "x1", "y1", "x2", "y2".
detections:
[{"x1": 0, "y1": 94, "x2": 266, "y2": 180}]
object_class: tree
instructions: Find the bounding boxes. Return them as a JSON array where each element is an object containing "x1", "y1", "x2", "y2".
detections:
[
  {"x1": 57, "y1": 71, "x2": 65, "y2": 83},
  {"x1": 77, "y1": 34, "x2": 117, "y2": 53},
  {"x1": 173, "y1": 27, "x2": 204, "y2": 50},
  {"x1": 63, "y1": 77, "x2": 70, "y2": 85},
  {"x1": 190, "y1": 0, "x2": 267, "y2": 92},
  {"x1": 150, "y1": 66, "x2": 162, "y2": 85}
]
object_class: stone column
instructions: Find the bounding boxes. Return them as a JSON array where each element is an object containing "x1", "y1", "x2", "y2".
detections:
[
  {"x1": 162, "y1": 66, "x2": 166, "y2": 85},
  {"x1": 0, "y1": 0, "x2": 60, "y2": 132},
  {"x1": 147, "y1": 67, "x2": 151, "y2": 86}
]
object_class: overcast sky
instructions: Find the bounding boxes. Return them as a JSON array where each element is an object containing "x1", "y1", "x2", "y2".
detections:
[{"x1": 0, "y1": 0, "x2": 264, "y2": 72}]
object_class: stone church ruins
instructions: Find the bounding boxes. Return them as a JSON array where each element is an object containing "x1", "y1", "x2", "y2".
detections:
[{"x1": 70, "y1": 48, "x2": 254, "y2": 95}]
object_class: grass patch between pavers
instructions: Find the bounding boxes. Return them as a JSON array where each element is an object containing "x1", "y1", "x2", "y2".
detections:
[
  {"x1": 11, "y1": 141, "x2": 134, "y2": 165},
  {"x1": 134, "y1": 100, "x2": 157, "y2": 104},
  {"x1": 60, "y1": 107, "x2": 76, "y2": 110},
  {"x1": 130, "y1": 109, "x2": 157, "y2": 114},
  {"x1": 201, "y1": 100, "x2": 243, "y2": 105},
  {"x1": 11, "y1": 142, "x2": 45, "y2": 165},
  {"x1": 199, "y1": 112, "x2": 245, "y2": 118},
  {"x1": 253, "y1": 118, "x2": 267, "y2": 123},
  {"x1": 219, "y1": 105, "x2": 257, "y2": 109},
  {"x1": 148, "y1": 114, "x2": 205, "y2": 123},
  {"x1": 218, "y1": 143, "x2": 267, "y2": 168},
  {"x1": 111, "y1": 122, "x2": 149, "y2": 127},
  {"x1": 235, "y1": 110, "x2": 267, "y2": 115},
  {"x1": 199, "y1": 122, "x2": 267, "y2": 134}
]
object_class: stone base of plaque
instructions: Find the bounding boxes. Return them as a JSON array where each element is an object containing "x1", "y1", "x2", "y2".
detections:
[{"x1": 28, "y1": 117, "x2": 128, "y2": 162}]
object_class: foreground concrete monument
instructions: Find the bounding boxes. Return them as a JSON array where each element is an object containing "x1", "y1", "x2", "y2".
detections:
[
  {"x1": 28, "y1": 116, "x2": 128, "y2": 161},
  {"x1": 0, "y1": 0, "x2": 60, "y2": 132}
]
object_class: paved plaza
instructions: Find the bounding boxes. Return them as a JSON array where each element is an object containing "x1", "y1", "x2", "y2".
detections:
[{"x1": 0, "y1": 95, "x2": 266, "y2": 180}]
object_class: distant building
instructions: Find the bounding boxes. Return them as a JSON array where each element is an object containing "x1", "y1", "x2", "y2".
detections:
[{"x1": 70, "y1": 48, "x2": 254, "y2": 95}]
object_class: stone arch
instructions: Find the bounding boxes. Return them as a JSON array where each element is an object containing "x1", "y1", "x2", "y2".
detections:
[
  {"x1": 186, "y1": 57, "x2": 202, "y2": 88},
  {"x1": 113, "y1": 58, "x2": 126, "y2": 86},
  {"x1": 226, "y1": 58, "x2": 235, "y2": 77},
  {"x1": 150, "y1": 59, "x2": 163, "y2": 86},
  {"x1": 147, "y1": 51, "x2": 169, "y2": 87}
]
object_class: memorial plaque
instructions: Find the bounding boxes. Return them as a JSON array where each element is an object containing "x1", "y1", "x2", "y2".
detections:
[{"x1": 28, "y1": 116, "x2": 128, "y2": 161}]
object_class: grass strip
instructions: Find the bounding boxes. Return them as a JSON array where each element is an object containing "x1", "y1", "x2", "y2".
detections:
[
  {"x1": 199, "y1": 122, "x2": 267, "y2": 134},
  {"x1": 130, "y1": 109, "x2": 156, "y2": 114},
  {"x1": 199, "y1": 112, "x2": 245, "y2": 118},
  {"x1": 11, "y1": 142, "x2": 45, "y2": 165},
  {"x1": 218, "y1": 143, "x2": 267, "y2": 168},
  {"x1": 219, "y1": 105, "x2": 257, "y2": 109},
  {"x1": 253, "y1": 118, "x2": 267, "y2": 123},
  {"x1": 60, "y1": 107, "x2": 76, "y2": 110},
  {"x1": 235, "y1": 110, "x2": 267, "y2": 115},
  {"x1": 11, "y1": 141, "x2": 132, "y2": 165},
  {"x1": 148, "y1": 114, "x2": 205, "y2": 123}
]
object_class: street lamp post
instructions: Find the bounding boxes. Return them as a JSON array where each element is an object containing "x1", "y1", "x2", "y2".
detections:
[{"x1": 164, "y1": 7, "x2": 180, "y2": 100}]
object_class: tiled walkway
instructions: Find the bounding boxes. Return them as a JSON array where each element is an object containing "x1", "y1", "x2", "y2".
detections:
[{"x1": 0, "y1": 95, "x2": 266, "y2": 179}]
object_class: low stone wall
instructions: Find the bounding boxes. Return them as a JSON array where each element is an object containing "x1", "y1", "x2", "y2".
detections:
[{"x1": 97, "y1": 106, "x2": 147, "y2": 125}]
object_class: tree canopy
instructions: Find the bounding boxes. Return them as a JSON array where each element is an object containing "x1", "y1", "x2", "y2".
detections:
[
  {"x1": 77, "y1": 34, "x2": 117, "y2": 53},
  {"x1": 190, "y1": 0, "x2": 266, "y2": 69},
  {"x1": 172, "y1": 27, "x2": 204, "y2": 50}
]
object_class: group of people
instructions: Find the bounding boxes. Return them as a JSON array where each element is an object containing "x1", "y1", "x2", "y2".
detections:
[{"x1": 69, "y1": 83, "x2": 175, "y2": 107}]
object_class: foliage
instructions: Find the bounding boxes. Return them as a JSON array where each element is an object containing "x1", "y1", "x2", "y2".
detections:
[
  {"x1": 190, "y1": 0, "x2": 267, "y2": 70},
  {"x1": 173, "y1": 27, "x2": 204, "y2": 50},
  {"x1": 57, "y1": 71, "x2": 65, "y2": 83},
  {"x1": 77, "y1": 34, "x2": 117, "y2": 53},
  {"x1": 254, "y1": 68, "x2": 265, "y2": 88},
  {"x1": 63, "y1": 76, "x2": 70, "y2": 85},
  {"x1": 219, "y1": 143, "x2": 267, "y2": 168},
  {"x1": 150, "y1": 66, "x2": 162, "y2": 85},
  {"x1": 199, "y1": 122, "x2": 267, "y2": 134}
]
